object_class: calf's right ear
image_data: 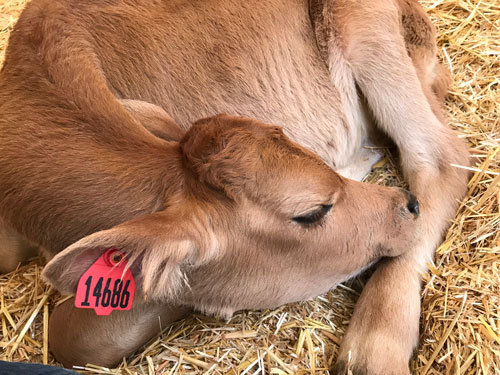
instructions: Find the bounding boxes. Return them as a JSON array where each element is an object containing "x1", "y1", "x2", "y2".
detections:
[{"x1": 42, "y1": 210, "x2": 218, "y2": 301}]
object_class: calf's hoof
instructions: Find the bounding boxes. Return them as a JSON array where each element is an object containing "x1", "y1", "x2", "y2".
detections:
[{"x1": 331, "y1": 348, "x2": 411, "y2": 375}]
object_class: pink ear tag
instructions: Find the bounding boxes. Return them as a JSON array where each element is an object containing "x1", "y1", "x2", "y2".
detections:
[{"x1": 75, "y1": 249, "x2": 136, "y2": 316}]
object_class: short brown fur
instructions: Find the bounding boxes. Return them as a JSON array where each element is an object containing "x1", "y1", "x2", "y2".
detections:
[{"x1": 0, "y1": 0, "x2": 469, "y2": 373}]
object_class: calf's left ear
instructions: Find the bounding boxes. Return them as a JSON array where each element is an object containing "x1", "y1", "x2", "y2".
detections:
[{"x1": 42, "y1": 210, "x2": 218, "y2": 301}]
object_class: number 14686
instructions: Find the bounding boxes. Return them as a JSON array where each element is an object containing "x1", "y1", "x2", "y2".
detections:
[{"x1": 80, "y1": 276, "x2": 131, "y2": 309}]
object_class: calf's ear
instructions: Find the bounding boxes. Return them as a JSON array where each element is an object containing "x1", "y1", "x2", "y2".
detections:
[
  {"x1": 180, "y1": 115, "x2": 260, "y2": 198},
  {"x1": 42, "y1": 210, "x2": 218, "y2": 301}
]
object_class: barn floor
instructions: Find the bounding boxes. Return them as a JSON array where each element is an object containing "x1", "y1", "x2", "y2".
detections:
[{"x1": 0, "y1": 0, "x2": 499, "y2": 374}]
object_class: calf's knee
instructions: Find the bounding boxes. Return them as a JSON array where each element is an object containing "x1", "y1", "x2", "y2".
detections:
[
  {"x1": 0, "y1": 223, "x2": 38, "y2": 274},
  {"x1": 49, "y1": 298, "x2": 191, "y2": 368}
]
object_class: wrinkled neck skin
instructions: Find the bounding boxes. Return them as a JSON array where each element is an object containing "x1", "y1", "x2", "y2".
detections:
[{"x1": 179, "y1": 243, "x2": 378, "y2": 320}]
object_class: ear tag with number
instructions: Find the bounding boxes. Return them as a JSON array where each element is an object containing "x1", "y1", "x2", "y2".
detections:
[{"x1": 75, "y1": 249, "x2": 136, "y2": 316}]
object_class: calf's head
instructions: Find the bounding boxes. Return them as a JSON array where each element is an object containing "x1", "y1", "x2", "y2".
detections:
[{"x1": 43, "y1": 114, "x2": 419, "y2": 317}]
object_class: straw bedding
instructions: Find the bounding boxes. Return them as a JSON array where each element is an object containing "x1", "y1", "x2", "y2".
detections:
[{"x1": 0, "y1": 0, "x2": 498, "y2": 374}]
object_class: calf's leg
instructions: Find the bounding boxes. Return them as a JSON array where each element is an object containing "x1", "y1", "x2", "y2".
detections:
[
  {"x1": 0, "y1": 221, "x2": 38, "y2": 274},
  {"x1": 49, "y1": 298, "x2": 191, "y2": 368},
  {"x1": 310, "y1": 1, "x2": 469, "y2": 373},
  {"x1": 337, "y1": 6, "x2": 469, "y2": 375}
]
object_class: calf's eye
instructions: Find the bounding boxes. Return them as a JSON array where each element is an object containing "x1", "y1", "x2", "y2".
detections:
[{"x1": 292, "y1": 204, "x2": 332, "y2": 225}]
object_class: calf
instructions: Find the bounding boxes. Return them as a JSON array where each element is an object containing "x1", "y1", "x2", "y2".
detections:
[{"x1": 0, "y1": 0, "x2": 469, "y2": 373}]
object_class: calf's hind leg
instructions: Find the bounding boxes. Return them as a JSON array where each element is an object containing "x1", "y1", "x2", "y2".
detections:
[{"x1": 50, "y1": 298, "x2": 191, "y2": 368}]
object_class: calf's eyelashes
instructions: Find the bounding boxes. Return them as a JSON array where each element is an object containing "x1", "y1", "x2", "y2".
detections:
[{"x1": 292, "y1": 204, "x2": 333, "y2": 226}]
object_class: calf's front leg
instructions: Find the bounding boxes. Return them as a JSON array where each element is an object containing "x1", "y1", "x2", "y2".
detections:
[{"x1": 311, "y1": 1, "x2": 470, "y2": 373}]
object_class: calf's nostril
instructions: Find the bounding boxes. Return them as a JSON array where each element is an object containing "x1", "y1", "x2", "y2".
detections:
[{"x1": 406, "y1": 193, "x2": 420, "y2": 216}]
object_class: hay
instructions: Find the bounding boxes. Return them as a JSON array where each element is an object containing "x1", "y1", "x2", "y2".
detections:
[{"x1": 0, "y1": 0, "x2": 498, "y2": 373}]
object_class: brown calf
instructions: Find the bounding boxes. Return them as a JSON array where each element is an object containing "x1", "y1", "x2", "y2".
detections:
[{"x1": 0, "y1": 0, "x2": 469, "y2": 373}]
